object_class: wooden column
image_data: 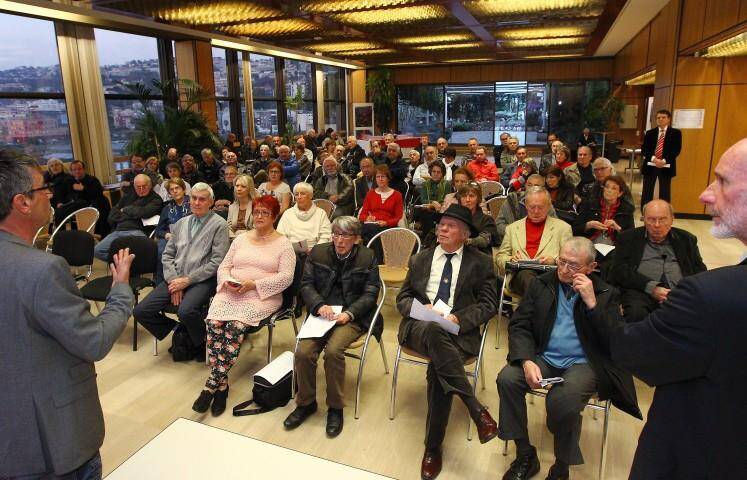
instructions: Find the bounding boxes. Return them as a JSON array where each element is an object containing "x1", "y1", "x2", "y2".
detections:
[{"x1": 174, "y1": 39, "x2": 217, "y2": 131}]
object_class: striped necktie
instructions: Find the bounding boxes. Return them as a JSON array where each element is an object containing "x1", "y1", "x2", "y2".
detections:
[{"x1": 654, "y1": 129, "x2": 665, "y2": 159}]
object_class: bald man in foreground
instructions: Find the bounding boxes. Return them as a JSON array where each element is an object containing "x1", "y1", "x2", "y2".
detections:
[{"x1": 611, "y1": 139, "x2": 747, "y2": 479}]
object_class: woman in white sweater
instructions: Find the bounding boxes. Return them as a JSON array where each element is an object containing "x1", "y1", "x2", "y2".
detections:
[{"x1": 277, "y1": 182, "x2": 332, "y2": 254}]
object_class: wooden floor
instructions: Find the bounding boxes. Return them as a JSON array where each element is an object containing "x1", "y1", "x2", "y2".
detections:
[{"x1": 94, "y1": 171, "x2": 745, "y2": 479}]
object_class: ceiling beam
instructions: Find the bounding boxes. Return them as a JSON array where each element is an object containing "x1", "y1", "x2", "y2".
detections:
[
  {"x1": 444, "y1": 0, "x2": 503, "y2": 53},
  {"x1": 585, "y1": 0, "x2": 627, "y2": 56}
]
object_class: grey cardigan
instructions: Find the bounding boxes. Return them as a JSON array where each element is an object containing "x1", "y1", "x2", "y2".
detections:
[
  {"x1": 162, "y1": 211, "x2": 230, "y2": 284},
  {"x1": 0, "y1": 231, "x2": 134, "y2": 476}
]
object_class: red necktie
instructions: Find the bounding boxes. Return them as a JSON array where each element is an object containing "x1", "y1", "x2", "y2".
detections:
[{"x1": 654, "y1": 129, "x2": 665, "y2": 159}]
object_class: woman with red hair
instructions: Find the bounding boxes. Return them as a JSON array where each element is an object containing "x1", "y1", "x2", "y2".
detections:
[{"x1": 192, "y1": 195, "x2": 296, "y2": 417}]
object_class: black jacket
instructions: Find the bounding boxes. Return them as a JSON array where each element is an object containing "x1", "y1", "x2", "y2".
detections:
[
  {"x1": 573, "y1": 197, "x2": 635, "y2": 238},
  {"x1": 611, "y1": 260, "x2": 747, "y2": 479},
  {"x1": 397, "y1": 246, "x2": 497, "y2": 356},
  {"x1": 301, "y1": 243, "x2": 381, "y2": 335},
  {"x1": 108, "y1": 190, "x2": 163, "y2": 232},
  {"x1": 608, "y1": 226, "x2": 707, "y2": 292},
  {"x1": 354, "y1": 176, "x2": 374, "y2": 211},
  {"x1": 386, "y1": 156, "x2": 408, "y2": 196},
  {"x1": 313, "y1": 172, "x2": 354, "y2": 216},
  {"x1": 44, "y1": 171, "x2": 72, "y2": 208},
  {"x1": 341, "y1": 145, "x2": 366, "y2": 177},
  {"x1": 509, "y1": 271, "x2": 642, "y2": 419},
  {"x1": 470, "y1": 210, "x2": 498, "y2": 257},
  {"x1": 641, "y1": 126, "x2": 682, "y2": 177}
]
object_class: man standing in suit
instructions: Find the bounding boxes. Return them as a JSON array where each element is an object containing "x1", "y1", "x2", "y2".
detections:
[
  {"x1": 640, "y1": 109, "x2": 682, "y2": 209},
  {"x1": 611, "y1": 138, "x2": 747, "y2": 479},
  {"x1": 0, "y1": 152, "x2": 135, "y2": 479},
  {"x1": 397, "y1": 204, "x2": 499, "y2": 480}
]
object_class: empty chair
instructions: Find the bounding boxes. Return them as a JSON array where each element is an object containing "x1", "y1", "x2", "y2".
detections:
[
  {"x1": 366, "y1": 227, "x2": 421, "y2": 288},
  {"x1": 51, "y1": 229, "x2": 95, "y2": 283},
  {"x1": 312, "y1": 198, "x2": 336, "y2": 220}
]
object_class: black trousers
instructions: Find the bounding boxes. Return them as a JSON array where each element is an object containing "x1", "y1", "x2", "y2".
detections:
[
  {"x1": 641, "y1": 169, "x2": 672, "y2": 211},
  {"x1": 621, "y1": 288, "x2": 659, "y2": 323},
  {"x1": 509, "y1": 270, "x2": 540, "y2": 297},
  {"x1": 133, "y1": 277, "x2": 216, "y2": 346},
  {"x1": 403, "y1": 320, "x2": 477, "y2": 449},
  {"x1": 496, "y1": 357, "x2": 597, "y2": 465}
]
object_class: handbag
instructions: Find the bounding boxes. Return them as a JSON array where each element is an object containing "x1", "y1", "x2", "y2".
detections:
[{"x1": 233, "y1": 351, "x2": 294, "y2": 416}]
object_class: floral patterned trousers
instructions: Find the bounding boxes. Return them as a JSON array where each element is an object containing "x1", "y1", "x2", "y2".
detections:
[{"x1": 205, "y1": 319, "x2": 251, "y2": 390}]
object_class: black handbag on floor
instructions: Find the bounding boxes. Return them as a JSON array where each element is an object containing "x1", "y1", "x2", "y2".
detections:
[
  {"x1": 233, "y1": 352, "x2": 293, "y2": 416},
  {"x1": 170, "y1": 324, "x2": 193, "y2": 362}
]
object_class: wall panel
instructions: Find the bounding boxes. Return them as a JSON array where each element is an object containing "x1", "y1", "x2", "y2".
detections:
[
  {"x1": 675, "y1": 56, "x2": 723, "y2": 85},
  {"x1": 703, "y1": 0, "x2": 741, "y2": 39},
  {"x1": 710, "y1": 84, "x2": 747, "y2": 182},
  {"x1": 513, "y1": 61, "x2": 545, "y2": 81},
  {"x1": 545, "y1": 61, "x2": 580, "y2": 80},
  {"x1": 479, "y1": 63, "x2": 512, "y2": 82},
  {"x1": 579, "y1": 59, "x2": 613, "y2": 78},
  {"x1": 679, "y1": 0, "x2": 707, "y2": 50},
  {"x1": 722, "y1": 56, "x2": 747, "y2": 84}
]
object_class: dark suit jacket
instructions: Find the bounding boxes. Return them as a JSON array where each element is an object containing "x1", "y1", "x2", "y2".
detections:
[
  {"x1": 641, "y1": 126, "x2": 682, "y2": 177},
  {"x1": 608, "y1": 226, "x2": 707, "y2": 292},
  {"x1": 508, "y1": 271, "x2": 642, "y2": 419},
  {"x1": 611, "y1": 261, "x2": 747, "y2": 479},
  {"x1": 396, "y1": 246, "x2": 497, "y2": 356},
  {"x1": 354, "y1": 176, "x2": 374, "y2": 211}
]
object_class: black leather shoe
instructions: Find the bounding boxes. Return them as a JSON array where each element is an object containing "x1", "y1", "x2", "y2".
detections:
[
  {"x1": 211, "y1": 386, "x2": 229, "y2": 416},
  {"x1": 193, "y1": 342, "x2": 206, "y2": 362},
  {"x1": 192, "y1": 390, "x2": 213, "y2": 413},
  {"x1": 283, "y1": 401, "x2": 318, "y2": 430},
  {"x1": 421, "y1": 448, "x2": 442, "y2": 480},
  {"x1": 502, "y1": 448, "x2": 540, "y2": 480},
  {"x1": 545, "y1": 463, "x2": 570, "y2": 480},
  {"x1": 326, "y1": 408, "x2": 344, "y2": 438}
]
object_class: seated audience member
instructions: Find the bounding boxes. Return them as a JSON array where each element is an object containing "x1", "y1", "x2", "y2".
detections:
[
  {"x1": 158, "y1": 147, "x2": 179, "y2": 177},
  {"x1": 500, "y1": 146, "x2": 529, "y2": 188},
  {"x1": 507, "y1": 159, "x2": 538, "y2": 193},
  {"x1": 144, "y1": 156, "x2": 164, "y2": 187},
  {"x1": 413, "y1": 147, "x2": 437, "y2": 187},
  {"x1": 224, "y1": 131, "x2": 241, "y2": 154},
  {"x1": 577, "y1": 127, "x2": 596, "y2": 148},
  {"x1": 545, "y1": 165, "x2": 576, "y2": 214},
  {"x1": 396, "y1": 205, "x2": 499, "y2": 480},
  {"x1": 414, "y1": 134, "x2": 429, "y2": 159},
  {"x1": 497, "y1": 237, "x2": 641, "y2": 480},
  {"x1": 495, "y1": 187, "x2": 572, "y2": 295},
  {"x1": 153, "y1": 178, "x2": 191, "y2": 283},
  {"x1": 293, "y1": 143, "x2": 313, "y2": 181},
  {"x1": 499, "y1": 137, "x2": 520, "y2": 170},
  {"x1": 540, "y1": 140, "x2": 563, "y2": 174},
  {"x1": 199, "y1": 148, "x2": 222, "y2": 184},
  {"x1": 277, "y1": 145, "x2": 300, "y2": 190},
  {"x1": 278, "y1": 182, "x2": 332, "y2": 254},
  {"x1": 586, "y1": 157, "x2": 633, "y2": 206},
  {"x1": 573, "y1": 175, "x2": 634, "y2": 246},
  {"x1": 155, "y1": 162, "x2": 191, "y2": 201},
  {"x1": 181, "y1": 154, "x2": 205, "y2": 186},
  {"x1": 555, "y1": 145, "x2": 574, "y2": 171},
  {"x1": 367, "y1": 140, "x2": 386, "y2": 165},
  {"x1": 415, "y1": 160, "x2": 452, "y2": 238},
  {"x1": 227, "y1": 174, "x2": 256, "y2": 239},
  {"x1": 313, "y1": 156, "x2": 354, "y2": 218},
  {"x1": 121, "y1": 154, "x2": 157, "y2": 198},
  {"x1": 334, "y1": 144, "x2": 345, "y2": 165},
  {"x1": 494, "y1": 132, "x2": 510, "y2": 163},
  {"x1": 608, "y1": 199, "x2": 706, "y2": 323},
  {"x1": 384, "y1": 142, "x2": 408, "y2": 195},
  {"x1": 358, "y1": 164, "x2": 404, "y2": 245},
  {"x1": 441, "y1": 147, "x2": 457, "y2": 181},
  {"x1": 467, "y1": 147, "x2": 499, "y2": 182},
  {"x1": 135, "y1": 183, "x2": 228, "y2": 360},
  {"x1": 440, "y1": 167, "x2": 475, "y2": 212},
  {"x1": 354, "y1": 157, "x2": 375, "y2": 210},
  {"x1": 211, "y1": 165, "x2": 237, "y2": 214},
  {"x1": 460, "y1": 137, "x2": 479, "y2": 166},
  {"x1": 496, "y1": 175, "x2": 557, "y2": 245},
  {"x1": 240, "y1": 136, "x2": 257, "y2": 163},
  {"x1": 258, "y1": 161, "x2": 292, "y2": 217},
  {"x1": 406, "y1": 149, "x2": 422, "y2": 187},
  {"x1": 296, "y1": 136, "x2": 315, "y2": 166},
  {"x1": 192, "y1": 195, "x2": 295, "y2": 416},
  {"x1": 457, "y1": 183, "x2": 497, "y2": 257},
  {"x1": 251, "y1": 144, "x2": 274, "y2": 182},
  {"x1": 436, "y1": 137, "x2": 448, "y2": 159},
  {"x1": 564, "y1": 145, "x2": 594, "y2": 192},
  {"x1": 56, "y1": 160, "x2": 111, "y2": 236},
  {"x1": 284, "y1": 216, "x2": 380, "y2": 437},
  {"x1": 342, "y1": 135, "x2": 365, "y2": 177},
  {"x1": 219, "y1": 151, "x2": 245, "y2": 181},
  {"x1": 94, "y1": 174, "x2": 162, "y2": 261}
]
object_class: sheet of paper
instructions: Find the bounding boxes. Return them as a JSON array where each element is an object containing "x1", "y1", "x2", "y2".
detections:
[
  {"x1": 142, "y1": 215, "x2": 159, "y2": 226},
  {"x1": 647, "y1": 161, "x2": 670, "y2": 168},
  {"x1": 410, "y1": 299, "x2": 459, "y2": 335},
  {"x1": 297, "y1": 306, "x2": 342, "y2": 339},
  {"x1": 255, "y1": 351, "x2": 294, "y2": 385},
  {"x1": 540, "y1": 377, "x2": 564, "y2": 388},
  {"x1": 433, "y1": 299, "x2": 452, "y2": 316},
  {"x1": 595, "y1": 244, "x2": 616, "y2": 257}
]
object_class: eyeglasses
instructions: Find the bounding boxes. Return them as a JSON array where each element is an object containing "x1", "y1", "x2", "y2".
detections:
[
  {"x1": 556, "y1": 257, "x2": 583, "y2": 272},
  {"x1": 24, "y1": 183, "x2": 53, "y2": 196},
  {"x1": 645, "y1": 217, "x2": 671, "y2": 226},
  {"x1": 332, "y1": 232, "x2": 356, "y2": 240},
  {"x1": 253, "y1": 210, "x2": 273, "y2": 217},
  {"x1": 593, "y1": 167, "x2": 611, "y2": 172},
  {"x1": 268, "y1": 170, "x2": 281, "y2": 174}
]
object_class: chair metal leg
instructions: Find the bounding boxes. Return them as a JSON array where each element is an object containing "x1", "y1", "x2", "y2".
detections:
[
  {"x1": 599, "y1": 402, "x2": 611, "y2": 480},
  {"x1": 132, "y1": 318, "x2": 138, "y2": 351},
  {"x1": 467, "y1": 361, "x2": 481, "y2": 441},
  {"x1": 354, "y1": 342, "x2": 369, "y2": 420},
  {"x1": 379, "y1": 337, "x2": 390, "y2": 374},
  {"x1": 503, "y1": 440, "x2": 509, "y2": 456},
  {"x1": 291, "y1": 314, "x2": 298, "y2": 335},
  {"x1": 153, "y1": 337, "x2": 158, "y2": 356},
  {"x1": 495, "y1": 287, "x2": 506, "y2": 349},
  {"x1": 389, "y1": 345, "x2": 403, "y2": 420},
  {"x1": 592, "y1": 398, "x2": 598, "y2": 420},
  {"x1": 479, "y1": 357, "x2": 486, "y2": 390},
  {"x1": 266, "y1": 324, "x2": 274, "y2": 364}
]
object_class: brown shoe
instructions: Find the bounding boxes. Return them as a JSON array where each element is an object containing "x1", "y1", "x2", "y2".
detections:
[
  {"x1": 421, "y1": 448, "x2": 442, "y2": 480},
  {"x1": 475, "y1": 407, "x2": 499, "y2": 444}
]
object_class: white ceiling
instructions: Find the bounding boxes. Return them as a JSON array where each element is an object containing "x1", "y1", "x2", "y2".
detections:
[{"x1": 594, "y1": 0, "x2": 670, "y2": 56}]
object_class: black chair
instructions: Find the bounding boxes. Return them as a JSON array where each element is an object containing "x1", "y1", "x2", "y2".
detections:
[
  {"x1": 245, "y1": 255, "x2": 304, "y2": 364},
  {"x1": 80, "y1": 235, "x2": 158, "y2": 351},
  {"x1": 51, "y1": 229, "x2": 95, "y2": 283}
]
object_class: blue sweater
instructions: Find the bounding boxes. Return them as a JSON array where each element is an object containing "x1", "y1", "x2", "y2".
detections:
[{"x1": 541, "y1": 284, "x2": 587, "y2": 369}]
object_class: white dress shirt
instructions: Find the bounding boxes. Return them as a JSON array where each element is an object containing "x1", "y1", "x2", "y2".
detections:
[{"x1": 425, "y1": 245, "x2": 464, "y2": 307}]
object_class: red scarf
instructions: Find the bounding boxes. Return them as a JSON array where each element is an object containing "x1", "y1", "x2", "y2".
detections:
[{"x1": 591, "y1": 198, "x2": 620, "y2": 241}]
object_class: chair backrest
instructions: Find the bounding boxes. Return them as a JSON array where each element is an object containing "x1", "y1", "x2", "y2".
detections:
[
  {"x1": 366, "y1": 227, "x2": 421, "y2": 269},
  {"x1": 485, "y1": 196, "x2": 507, "y2": 221},
  {"x1": 32, "y1": 206, "x2": 54, "y2": 248},
  {"x1": 74, "y1": 207, "x2": 100, "y2": 233},
  {"x1": 281, "y1": 254, "x2": 305, "y2": 311},
  {"x1": 313, "y1": 198, "x2": 336, "y2": 220},
  {"x1": 51, "y1": 230, "x2": 95, "y2": 268},
  {"x1": 480, "y1": 181, "x2": 505, "y2": 199},
  {"x1": 108, "y1": 235, "x2": 159, "y2": 276}
]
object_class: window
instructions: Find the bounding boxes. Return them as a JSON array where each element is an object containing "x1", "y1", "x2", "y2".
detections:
[
  {"x1": 445, "y1": 84, "x2": 494, "y2": 145},
  {"x1": 322, "y1": 66, "x2": 346, "y2": 133},
  {"x1": 0, "y1": 13, "x2": 73, "y2": 163},
  {"x1": 494, "y1": 82, "x2": 527, "y2": 145},
  {"x1": 397, "y1": 85, "x2": 445, "y2": 142},
  {"x1": 547, "y1": 82, "x2": 585, "y2": 144},
  {"x1": 95, "y1": 29, "x2": 163, "y2": 157},
  {"x1": 284, "y1": 59, "x2": 315, "y2": 137},
  {"x1": 526, "y1": 82, "x2": 547, "y2": 144},
  {"x1": 250, "y1": 54, "x2": 279, "y2": 137}
]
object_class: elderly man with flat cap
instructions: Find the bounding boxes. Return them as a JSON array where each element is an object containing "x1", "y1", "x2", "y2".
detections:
[{"x1": 396, "y1": 204, "x2": 499, "y2": 480}]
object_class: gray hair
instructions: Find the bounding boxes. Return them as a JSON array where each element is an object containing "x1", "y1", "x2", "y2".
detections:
[
  {"x1": 134, "y1": 173, "x2": 152, "y2": 187},
  {"x1": 387, "y1": 142, "x2": 401, "y2": 153},
  {"x1": 293, "y1": 182, "x2": 313, "y2": 195},
  {"x1": 331, "y1": 216, "x2": 362, "y2": 236},
  {"x1": 593, "y1": 157, "x2": 612, "y2": 169},
  {"x1": 278, "y1": 145, "x2": 290, "y2": 154},
  {"x1": 525, "y1": 185, "x2": 551, "y2": 204},
  {"x1": 191, "y1": 182, "x2": 214, "y2": 200},
  {"x1": 526, "y1": 173, "x2": 545, "y2": 185},
  {"x1": 47, "y1": 158, "x2": 64, "y2": 170},
  {"x1": 0, "y1": 151, "x2": 38, "y2": 222},
  {"x1": 410, "y1": 149, "x2": 421, "y2": 158},
  {"x1": 201, "y1": 148, "x2": 214, "y2": 158},
  {"x1": 562, "y1": 236, "x2": 597, "y2": 264},
  {"x1": 578, "y1": 145, "x2": 593, "y2": 155}
]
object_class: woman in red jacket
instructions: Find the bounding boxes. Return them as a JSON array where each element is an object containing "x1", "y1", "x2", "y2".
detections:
[{"x1": 359, "y1": 164, "x2": 404, "y2": 245}]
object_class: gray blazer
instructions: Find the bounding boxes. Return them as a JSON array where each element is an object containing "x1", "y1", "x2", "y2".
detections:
[
  {"x1": 162, "y1": 212, "x2": 230, "y2": 284},
  {"x1": 0, "y1": 231, "x2": 135, "y2": 477}
]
